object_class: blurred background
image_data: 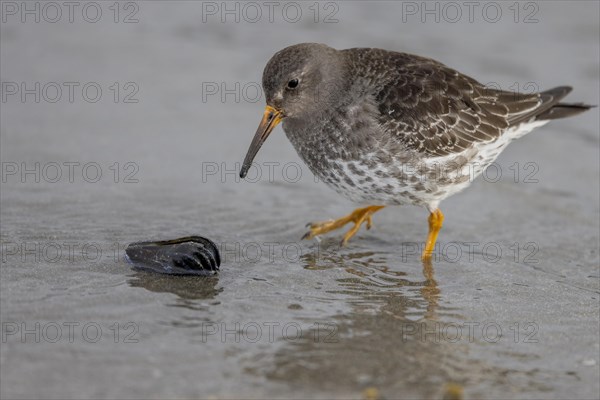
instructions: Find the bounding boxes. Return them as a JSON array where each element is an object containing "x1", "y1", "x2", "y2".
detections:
[{"x1": 1, "y1": 1, "x2": 599, "y2": 399}]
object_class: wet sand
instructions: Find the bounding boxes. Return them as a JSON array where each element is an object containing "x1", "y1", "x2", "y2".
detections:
[{"x1": 1, "y1": 1, "x2": 599, "y2": 399}]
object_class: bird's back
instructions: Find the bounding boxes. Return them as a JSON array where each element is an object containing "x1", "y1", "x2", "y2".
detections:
[{"x1": 342, "y1": 47, "x2": 592, "y2": 158}]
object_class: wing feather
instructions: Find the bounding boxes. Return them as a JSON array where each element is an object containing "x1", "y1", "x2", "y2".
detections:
[{"x1": 349, "y1": 49, "x2": 555, "y2": 157}]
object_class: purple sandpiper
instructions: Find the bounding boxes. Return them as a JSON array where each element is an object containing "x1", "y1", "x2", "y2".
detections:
[{"x1": 240, "y1": 43, "x2": 593, "y2": 260}]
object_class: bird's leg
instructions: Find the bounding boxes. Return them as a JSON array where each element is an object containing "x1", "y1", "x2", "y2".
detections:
[
  {"x1": 422, "y1": 209, "x2": 444, "y2": 261},
  {"x1": 302, "y1": 205, "x2": 385, "y2": 246}
]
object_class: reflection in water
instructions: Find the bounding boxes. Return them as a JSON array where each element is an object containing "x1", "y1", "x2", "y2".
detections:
[
  {"x1": 422, "y1": 258, "x2": 440, "y2": 320},
  {"x1": 127, "y1": 271, "x2": 222, "y2": 310},
  {"x1": 251, "y1": 250, "x2": 471, "y2": 398},
  {"x1": 303, "y1": 248, "x2": 441, "y2": 320}
]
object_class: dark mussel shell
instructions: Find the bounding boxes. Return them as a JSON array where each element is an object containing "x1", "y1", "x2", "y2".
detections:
[{"x1": 125, "y1": 236, "x2": 220, "y2": 276}]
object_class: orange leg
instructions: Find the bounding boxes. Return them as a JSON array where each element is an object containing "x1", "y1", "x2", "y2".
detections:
[
  {"x1": 302, "y1": 205, "x2": 385, "y2": 246},
  {"x1": 422, "y1": 209, "x2": 444, "y2": 261}
]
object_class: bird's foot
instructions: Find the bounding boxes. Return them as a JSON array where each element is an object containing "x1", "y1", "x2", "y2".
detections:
[{"x1": 302, "y1": 205, "x2": 385, "y2": 246}]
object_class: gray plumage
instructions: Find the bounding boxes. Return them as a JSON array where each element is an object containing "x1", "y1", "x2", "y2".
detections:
[{"x1": 248, "y1": 43, "x2": 593, "y2": 211}]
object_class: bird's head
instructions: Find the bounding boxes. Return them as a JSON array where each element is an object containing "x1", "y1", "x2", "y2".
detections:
[{"x1": 240, "y1": 43, "x2": 347, "y2": 178}]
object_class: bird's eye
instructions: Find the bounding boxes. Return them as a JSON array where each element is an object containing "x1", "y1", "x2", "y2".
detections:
[{"x1": 287, "y1": 79, "x2": 299, "y2": 89}]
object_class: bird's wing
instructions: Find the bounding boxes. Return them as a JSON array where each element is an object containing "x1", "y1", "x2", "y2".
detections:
[{"x1": 371, "y1": 55, "x2": 549, "y2": 157}]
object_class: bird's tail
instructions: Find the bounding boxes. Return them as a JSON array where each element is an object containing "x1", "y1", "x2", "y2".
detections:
[{"x1": 534, "y1": 86, "x2": 595, "y2": 121}]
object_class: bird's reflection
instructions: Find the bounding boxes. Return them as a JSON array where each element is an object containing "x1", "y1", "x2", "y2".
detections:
[
  {"x1": 302, "y1": 244, "x2": 441, "y2": 320},
  {"x1": 422, "y1": 257, "x2": 440, "y2": 320},
  {"x1": 246, "y1": 248, "x2": 473, "y2": 398}
]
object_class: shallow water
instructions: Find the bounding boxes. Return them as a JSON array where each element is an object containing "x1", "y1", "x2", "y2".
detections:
[{"x1": 1, "y1": 1, "x2": 599, "y2": 399}]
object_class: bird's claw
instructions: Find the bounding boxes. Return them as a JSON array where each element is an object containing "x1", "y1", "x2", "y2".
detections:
[{"x1": 301, "y1": 206, "x2": 384, "y2": 246}]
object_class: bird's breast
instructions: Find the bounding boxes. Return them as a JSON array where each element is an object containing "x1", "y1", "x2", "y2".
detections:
[
  {"x1": 282, "y1": 109, "x2": 417, "y2": 204},
  {"x1": 282, "y1": 108, "x2": 381, "y2": 178},
  {"x1": 281, "y1": 109, "x2": 481, "y2": 207}
]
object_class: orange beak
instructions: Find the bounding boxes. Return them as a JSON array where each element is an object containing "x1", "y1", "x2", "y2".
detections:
[{"x1": 240, "y1": 105, "x2": 283, "y2": 178}]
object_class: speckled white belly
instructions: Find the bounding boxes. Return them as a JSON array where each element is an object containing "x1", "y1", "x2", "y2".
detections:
[{"x1": 316, "y1": 120, "x2": 549, "y2": 210}]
